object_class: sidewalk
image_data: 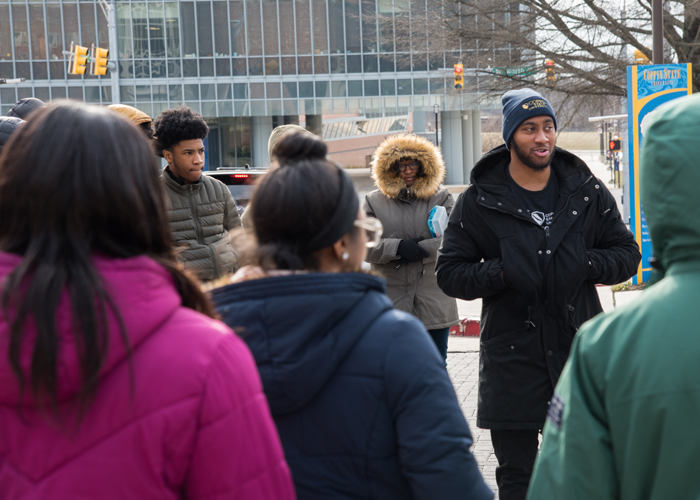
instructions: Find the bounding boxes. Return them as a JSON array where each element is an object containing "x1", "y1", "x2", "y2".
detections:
[{"x1": 448, "y1": 285, "x2": 643, "y2": 498}]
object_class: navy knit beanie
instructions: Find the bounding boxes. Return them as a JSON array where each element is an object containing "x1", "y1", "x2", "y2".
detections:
[{"x1": 501, "y1": 89, "x2": 556, "y2": 150}]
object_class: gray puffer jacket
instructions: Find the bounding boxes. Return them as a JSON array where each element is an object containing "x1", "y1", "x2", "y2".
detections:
[
  {"x1": 364, "y1": 134, "x2": 459, "y2": 330},
  {"x1": 161, "y1": 169, "x2": 242, "y2": 281}
]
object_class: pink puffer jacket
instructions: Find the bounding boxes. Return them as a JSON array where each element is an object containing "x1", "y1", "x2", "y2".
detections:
[{"x1": 0, "y1": 252, "x2": 296, "y2": 500}]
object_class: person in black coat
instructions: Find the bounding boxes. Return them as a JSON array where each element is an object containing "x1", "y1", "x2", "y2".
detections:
[
  {"x1": 211, "y1": 132, "x2": 493, "y2": 500},
  {"x1": 7, "y1": 97, "x2": 45, "y2": 120},
  {"x1": 0, "y1": 116, "x2": 24, "y2": 153},
  {"x1": 436, "y1": 89, "x2": 640, "y2": 500}
]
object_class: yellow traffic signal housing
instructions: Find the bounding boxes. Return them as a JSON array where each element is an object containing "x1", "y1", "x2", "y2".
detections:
[
  {"x1": 545, "y1": 59, "x2": 555, "y2": 88},
  {"x1": 633, "y1": 48, "x2": 651, "y2": 65},
  {"x1": 454, "y1": 63, "x2": 464, "y2": 90},
  {"x1": 71, "y1": 45, "x2": 89, "y2": 75},
  {"x1": 92, "y1": 46, "x2": 110, "y2": 76}
]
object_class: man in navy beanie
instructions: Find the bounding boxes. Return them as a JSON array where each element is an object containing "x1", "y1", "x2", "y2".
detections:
[{"x1": 436, "y1": 89, "x2": 640, "y2": 500}]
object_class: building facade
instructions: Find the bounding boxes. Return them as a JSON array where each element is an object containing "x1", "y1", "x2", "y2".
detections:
[{"x1": 0, "y1": 0, "x2": 487, "y2": 181}]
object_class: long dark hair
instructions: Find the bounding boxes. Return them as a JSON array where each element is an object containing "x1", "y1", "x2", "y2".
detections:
[
  {"x1": 0, "y1": 101, "x2": 216, "y2": 415},
  {"x1": 251, "y1": 132, "x2": 353, "y2": 271}
]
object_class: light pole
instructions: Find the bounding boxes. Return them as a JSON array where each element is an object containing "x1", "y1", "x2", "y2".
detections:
[
  {"x1": 97, "y1": 0, "x2": 120, "y2": 103},
  {"x1": 652, "y1": 0, "x2": 663, "y2": 64},
  {"x1": 433, "y1": 104, "x2": 440, "y2": 147}
]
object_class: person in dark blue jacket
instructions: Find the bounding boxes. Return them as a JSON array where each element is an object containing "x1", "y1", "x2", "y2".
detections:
[{"x1": 211, "y1": 131, "x2": 493, "y2": 500}]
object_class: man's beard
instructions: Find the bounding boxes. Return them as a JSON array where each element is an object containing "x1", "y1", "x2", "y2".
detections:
[{"x1": 512, "y1": 140, "x2": 553, "y2": 172}]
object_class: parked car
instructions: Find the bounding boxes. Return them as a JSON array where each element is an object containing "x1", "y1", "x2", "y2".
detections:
[{"x1": 204, "y1": 167, "x2": 268, "y2": 215}]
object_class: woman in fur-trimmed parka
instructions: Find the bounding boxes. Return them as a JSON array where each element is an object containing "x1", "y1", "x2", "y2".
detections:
[{"x1": 364, "y1": 134, "x2": 458, "y2": 360}]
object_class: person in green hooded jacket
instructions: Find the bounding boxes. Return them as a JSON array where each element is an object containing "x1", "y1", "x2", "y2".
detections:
[{"x1": 527, "y1": 93, "x2": 700, "y2": 499}]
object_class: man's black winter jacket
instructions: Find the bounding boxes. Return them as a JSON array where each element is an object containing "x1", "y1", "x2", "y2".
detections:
[{"x1": 436, "y1": 145, "x2": 641, "y2": 430}]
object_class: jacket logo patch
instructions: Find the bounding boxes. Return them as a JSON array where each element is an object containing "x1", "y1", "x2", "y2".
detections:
[
  {"x1": 547, "y1": 392, "x2": 565, "y2": 430},
  {"x1": 531, "y1": 211, "x2": 546, "y2": 225}
]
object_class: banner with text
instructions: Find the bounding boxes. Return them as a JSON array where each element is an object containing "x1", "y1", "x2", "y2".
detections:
[{"x1": 627, "y1": 63, "x2": 692, "y2": 283}]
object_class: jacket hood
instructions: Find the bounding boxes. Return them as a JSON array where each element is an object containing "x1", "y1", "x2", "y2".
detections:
[
  {"x1": 7, "y1": 98, "x2": 46, "y2": 120},
  {"x1": 211, "y1": 273, "x2": 392, "y2": 416},
  {"x1": 0, "y1": 253, "x2": 181, "y2": 405},
  {"x1": 371, "y1": 134, "x2": 445, "y2": 200},
  {"x1": 641, "y1": 93, "x2": 700, "y2": 276},
  {"x1": 0, "y1": 116, "x2": 24, "y2": 152},
  {"x1": 471, "y1": 144, "x2": 592, "y2": 190}
]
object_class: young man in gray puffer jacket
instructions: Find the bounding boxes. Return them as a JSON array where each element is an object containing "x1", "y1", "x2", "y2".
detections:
[{"x1": 154, "y1": 106, "x2": 241, "y2": 282}]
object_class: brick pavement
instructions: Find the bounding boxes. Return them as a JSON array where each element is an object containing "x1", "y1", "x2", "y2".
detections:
[{"x1": 447, "y1": 350, "x2": 500, "y2": 498}]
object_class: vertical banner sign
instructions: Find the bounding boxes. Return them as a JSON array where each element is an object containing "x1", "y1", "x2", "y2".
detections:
[{"x1": 627, "y1": 63, "x2": 692, "y2": 283}]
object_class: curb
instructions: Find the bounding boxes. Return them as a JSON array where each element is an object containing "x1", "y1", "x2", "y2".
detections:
[{"x1": 449, "y1": 318, "x2": 480, "y2": 337}]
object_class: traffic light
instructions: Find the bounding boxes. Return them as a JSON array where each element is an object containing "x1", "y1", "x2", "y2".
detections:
[
  {"x1": 609, "y1": 138, "x2": 621, "y2": 152},
  {"x1": 91, "y1": 46, "x2": 110, "y2": 76},
  {"x1": 545, "y1": 59, "x2": 555, "y2": 88},
  {"x1": 633, "y1": 48, "x2": 651, "y2": 65},
  {"x1": 454, "y1": 63, "x2": 464, "y2": 90},
  {"x1": 70, "y1": 44, "x2": 89, "y2": 75}
]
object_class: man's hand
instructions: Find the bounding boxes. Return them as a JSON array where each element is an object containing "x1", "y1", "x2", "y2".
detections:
[{"x1": 397, "y1": 237, "x2": 430, "y2": 263}]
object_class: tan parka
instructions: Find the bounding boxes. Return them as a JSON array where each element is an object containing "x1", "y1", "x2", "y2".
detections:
[
  {"x1": 161, "y1": 170, "x2": 242, "y2": 281},
  {"x1": 363, "y1": 134, "x2": 458, "y2": 330}
]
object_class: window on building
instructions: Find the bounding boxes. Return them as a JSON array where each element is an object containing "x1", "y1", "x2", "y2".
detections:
[
  {"x1": 279, "y1": 0, "x2": 295, "y2": 55},
  {"x1": 345, "y1": 0, "x2": 361, "y2": 53},
  {"x1": 331, "y1": 81, "x2": 346, "y2": 97},
  {"x1": 364, "y1": 80, "x2": 379, "y2": 96},
  {"x1": 295, "y1": 0, "x2": 311, "y2": 55},
  {"x1": 184, "y1": 83, "x2": 199, "y2": 100},
  {"x1": 262, "y1": 0, "x2": 279, "y2": 56},
  {"x1": 347, "y1": 80, "x2": 362, "y2": 97},
  {"x1": 360, "y1": 0, "x2": 376, "y2": 54},
  {"x1": 397, "y1": 79, "x2": 411, "y2": 95},
  {"x1": 164, "y1": 3, "x2": 180, "y2": 58},
  {"x1": 229, "y1": 0, "x2": 246, "y2": 57},
  {"x1": 213, "y1": 2, "x2": 230, "y2": 57},
  {"x1": 13, "y1": 5, "x2": 30, "y2": 60},
  {"x1": 180, "y1": 2, "x2": 197, "y2": 58},
  {"x1": 0, "y1": 6, "x2": 12, "y2": 64},
  {"x1": 377, "y1": 0, "x2": 394, "y2": 52},
  {"x1": 381, "y1": 80, "x2": 396, "y2": 96},
  {"x1": 283, "y1": 82, "x2": 297, "y2": 98},
  {"x1": 312, "y1": 0, "x2": 328, "y2": 55},
  {"x1": 246, "y1": 0, "x2": 263, "y2": 56},
  {"x1": 196, "y1": 2, "x2": 213, "y2": 57},
  {"x1": 149, "y1": 3, "x2": 166, "y2": 59},
  {"x1": 315, "y1": 81, "x2": 329, "y2": 98},
  {"x1": 117, "y1": 4, "x2": 134, "y2": 60},
  {"x1": 328, "y1": 0, "x2": 344, "y2": 55},
  {"x1": 233, "y1": 83, "x2": 248, "y2": 99},
  {"x1": 299, "y1": 81, "x2": 314, "y2": 98},
  {"x1": 132, "y1": 3, "x2": 149, "y2": 58}
]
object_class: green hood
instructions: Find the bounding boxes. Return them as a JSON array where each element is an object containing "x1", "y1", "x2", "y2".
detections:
[{"x1": 641, "y1": 93, "x2": 700, "y2": 283}]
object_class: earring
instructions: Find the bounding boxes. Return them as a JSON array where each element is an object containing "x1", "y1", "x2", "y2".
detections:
[{"x1": 342, "y1": 252, "x2": 349, "y2": 261}]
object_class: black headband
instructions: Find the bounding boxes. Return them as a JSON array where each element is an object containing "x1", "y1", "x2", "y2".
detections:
[{"x1": 303, "y1": 166, "x2": 359, "y2": 253}]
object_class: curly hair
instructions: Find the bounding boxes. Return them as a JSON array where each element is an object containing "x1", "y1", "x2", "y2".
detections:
[{"x1": 152, "y1": 106, "x2": 209, "y2": 158}]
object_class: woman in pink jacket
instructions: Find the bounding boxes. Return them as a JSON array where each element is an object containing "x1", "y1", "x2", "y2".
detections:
[{"x1": 0, "y1": 101, "x2": 295, "y2": 500}]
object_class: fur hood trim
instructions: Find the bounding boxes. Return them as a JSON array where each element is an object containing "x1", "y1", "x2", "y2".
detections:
[{"x1": 371, "y1": 134, "x2": 446, "y2": 200}]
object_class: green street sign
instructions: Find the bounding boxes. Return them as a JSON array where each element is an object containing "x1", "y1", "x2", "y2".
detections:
[{"x1": 493, "y1": 66, "x2": 537, "y2": 77}]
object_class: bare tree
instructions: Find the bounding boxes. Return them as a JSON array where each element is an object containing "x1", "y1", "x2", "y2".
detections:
[{"x1": 384, "y1": 0, "x2": 700, "y2": 98}]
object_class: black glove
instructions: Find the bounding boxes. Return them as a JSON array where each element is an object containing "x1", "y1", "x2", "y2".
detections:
[{"x1": 397, "y1": 237, "x2": 429, "y2": 263}]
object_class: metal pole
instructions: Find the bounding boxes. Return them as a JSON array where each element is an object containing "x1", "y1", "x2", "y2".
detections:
[
  {"x1": 435, "y1": 112, "x2": 439, "y2": 147},
  {"x1": 652, "y1": 0, "x2": 663, "y2": 64},
  {"x1": 108, "y1": 0, "x2": 120, "y2": 104}
]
